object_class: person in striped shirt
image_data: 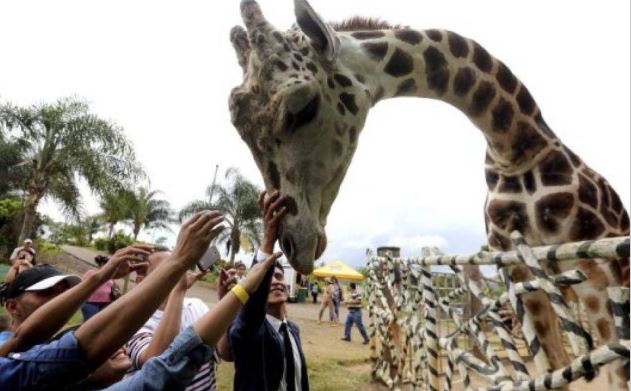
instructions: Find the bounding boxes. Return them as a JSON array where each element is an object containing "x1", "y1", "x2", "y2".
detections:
[
  {"x1": 125, "y1": 247, "x2": 219, "y2": 391},
  {"x1": 340, "y1": 283, "x2": 369, "y2": 344}
]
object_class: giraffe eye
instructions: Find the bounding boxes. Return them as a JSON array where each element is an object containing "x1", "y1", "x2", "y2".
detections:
[{"x1": 283, "y1": 94, "x2": 320, "y2": 133}]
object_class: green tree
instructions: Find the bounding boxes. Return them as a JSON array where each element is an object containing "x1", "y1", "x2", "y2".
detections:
[
  {"x1": 98, "y1": 191, "x2": 129, "y2": 238},
  {"x1": 124, "y1": 187, "x2": 173, "y2": 240},
  {"x1": 0, "y1": 97, "x2": 143, "y2": 244},
  {"x1": 179, "y1": 168, "x2": 262, "y2": 264}
]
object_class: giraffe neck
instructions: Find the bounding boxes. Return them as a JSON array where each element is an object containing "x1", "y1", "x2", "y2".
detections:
[{"x1": 338, "y1": 28, "x2": 559, "y2": 174}]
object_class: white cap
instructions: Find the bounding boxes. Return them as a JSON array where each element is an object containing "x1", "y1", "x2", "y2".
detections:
[
  {"x1": 24, "y1": 238, "x2": 33, "y2": 244},
  {"x1": 25, "y1": 275, "x2": 81, "y2": 292}
]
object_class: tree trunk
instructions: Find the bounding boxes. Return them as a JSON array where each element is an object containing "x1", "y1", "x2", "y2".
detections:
[
  {"x1": 18, "y1": 191, "x2": 42, "y2": 244},
  {"x1": 108, "y1": 223, "x2": 115, "y2": 238},
  {"x1": 133, "y1": 226, "x2": 140, "y2": 240},
  {"x1": 228, "y1": 228, "x2": 239, "y2": 266}
]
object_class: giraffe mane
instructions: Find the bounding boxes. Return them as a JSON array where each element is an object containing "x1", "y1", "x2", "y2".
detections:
[{"x1": 330, "y1": 16, "x2": 402, "y2": 32}]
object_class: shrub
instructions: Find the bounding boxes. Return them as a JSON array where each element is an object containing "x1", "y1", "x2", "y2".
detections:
[
  {"x1": 94, "y1": 238, "x2": 109, "y2": 251},
  {"x1": 106, "y1": 231, "x2": 134, "y2": 254}
]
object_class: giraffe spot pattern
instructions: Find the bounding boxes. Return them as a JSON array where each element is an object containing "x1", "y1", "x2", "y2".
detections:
[
  {"x1": 578, "y1": 173, "x2": 599, "y2": 209},
  {"x1": 584, "y1": 296, "x2": 600, "y2": 311},
  {"x1": 306, "y1": 62, "x2": 318, "y2": 74},
  {"x1": 534, "y1": 113, "x2": 557, "y2": 138},
  {"x1": 354, "y1": 73, "x2": 366, "y2": 83},
  {"x1": 385, "y1": 48, "x2": 414, "y2": 77},
  {"x1": 498, "y1": 175, "x2": 522, "y2": 193},
  {"x1": 516, "y1": 84, "x2": 536, "y2": 115},
  {"x1": 300, "y1": 47, "x2": 309, "y2": 56},
  {"x1": 284, "y1": 196, "x2": 298, "y2": 216},
  {"x1": 423, "y1": 46, "x2": 449, "y2": 95},
  {"x1": 487, "y1": 199, "x2": 529, "y2": 233},
  {"x1": 352, "y1": 31, "x2": 386, "y2": 40},
  {"x1": 334, "y1": 73, "x2": 353, "y2": 88},
  {"x1": 293, "y1": 52, "x2": 303, "y2": 62},
  {"x1": 372, "y1": 86, "x2": 385, "y2": 105},
  {"x1": 349, "y1": 126, "x2": 358, "y2": 144},
  {"x1": 473, "y1": 42, "x2": 493, "y2": 73},
  {"x1": 469, "y1": 81, "x2": 496, "y2": 116},
  {"x1": 535, "y1": 192, "x2": 575, "y2": 233},
  {"x1": 332, "y1": 139, "x2": 344, "y2": 157},
  {"x1": 453, "y1": 67, "x2": 476, "y2": 97},
  {"x1": 539, "y1": 150, "x2": 574, "y2": 186},
  {"x1": 273, "y1": 31, "x2": 284, "y2": 44},
  {"x1": 395, "y1": 78, "x2": 417, "y2": 96},
  {"x1": 447, "y1": 31, "x2": 469, "y2": 58},
  {"x1": 425, "y1": 29, "x2": 443, "y2": 42},
  {"x1": 485, "y1": 169, "x2": 499, "y2": 190},
  {"x1": 563, "y1": 146, "x2": 582, "y2": 167},
  {"x1": 495, "y1": 61, "x2": 517, "y2": 94},
  {"x1": 491, "y1": 98, "x2": 514, "y2": 133},
  {"x1": 511, "y1": 122, "x2": 547, "y2": 165},
  {"x1": 523, "y1": 170, "x2": 536, "y2": 194},
  {"x1": 488, "y1": 229, "x2": 511, "y2": 250},
  {"x1": 362, "y1": 42, "x2": 389, "y2": 61},
  {"x1": 291, "y1": 61, "x2": 300, "y2": 71},
  {"x1": 621, "y1": 213, "x2": 630, "y2": 232},
  {"x1": 275, "y1": 60, "x2": 288, "y2": 71},
  {"x1": 336, "y1": 102, "x2": 346, "y2": 115},
  {"x1": 339, "y1": 93, "x2": 358, "y2": 115},
  {"x1": 268, "y1": 161, "x2": 281, "y2": 189},
  {"x1": 327, "y1": 77, "x2": 335, "y2": 90},
  {"x1": 394, "y1": 29, "x2": 423, "y2": 45},
  {"x1": 598, "y1": 179, "x2": 619, "y2": 226},
  {"x1": 577, "y1": 260, "x2": 610, "y2": 290},
  {"x1": 570, "y1": 207, "x2": 606, "y2": 241}
]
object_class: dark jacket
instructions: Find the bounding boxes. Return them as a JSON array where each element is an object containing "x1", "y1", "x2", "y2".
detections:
[{"x1": 229, "y1": 264, "x2": 309, "y2": 391}]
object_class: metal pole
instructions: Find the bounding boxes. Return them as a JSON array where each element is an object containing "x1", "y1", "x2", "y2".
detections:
[{"x1": 208, "y1": 164, "x2": 219, "y2": 204}]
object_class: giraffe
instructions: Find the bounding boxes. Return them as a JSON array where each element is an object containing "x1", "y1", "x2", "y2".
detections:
[{"x1": 228, "y1": 0, "x2": 630, "y2": 388}]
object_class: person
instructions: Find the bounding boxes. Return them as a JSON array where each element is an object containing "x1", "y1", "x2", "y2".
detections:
[
  {"x1": 235, "y1": 261, "x2": 247, "y2": 283},
  {"x1": 125, "y1": 246, "x2": 219, "y2": 391},
  {"x1": 0, "y1": 210, "x2": 224, "y2": 390},
  {"x1": 0, "y1": 315, "x2": 11, "y2": 346},
  {"x1": 318, "y1": 278, "x2": 337, "y2": 325},
  {"x1": 331, "y1": 276, "x2": 343, "y2": 321},
  {"x1": 81, "y1": 255, "x2": 122, "y2": 321},
  {"x1": 341, "y1": 282, "x2": 369, "y2": 344},
  {"x1": 310, "y1": 281, "x2": 319, "y2": 304},
  {"x1": 9, "y1": 238, "x2": 36, "y2": 264},
  {"x1": 4, "y1": 248, "x2": 36, "y2": 283},
  {"x1": 228, "y1": 190, "x2": 310, "y2": 391}
]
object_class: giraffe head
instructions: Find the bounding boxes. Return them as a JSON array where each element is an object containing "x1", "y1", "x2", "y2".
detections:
[{"x1": 230, "y1": 0, "x2": 371, "y2": 274}]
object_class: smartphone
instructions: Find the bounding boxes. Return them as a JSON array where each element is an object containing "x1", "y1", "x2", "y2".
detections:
[{"x1": 197, "y1": 245, "x2": 221, "y2": 271}]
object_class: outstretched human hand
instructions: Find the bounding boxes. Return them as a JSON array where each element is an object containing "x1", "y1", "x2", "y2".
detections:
[
  {"x1": 218, "y1": 268, "x2": 238, "y2": 300},
  {"x1": 240, "y1": 252, "x2": 283, "y2": 294},
  {"x1": 172, "y1": 210, "x2": 225, "y2": 268},
  {"x1": 259, "y1": 191, "x2": 288, "y2": 254},
  {"x1": 98, "y1": 245, "x2": 153, "y2": 281}
]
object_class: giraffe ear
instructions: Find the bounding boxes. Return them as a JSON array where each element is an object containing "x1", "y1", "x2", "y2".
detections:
[{"x1": 294, "y1": 0, "x2": 339, "y2": 62}]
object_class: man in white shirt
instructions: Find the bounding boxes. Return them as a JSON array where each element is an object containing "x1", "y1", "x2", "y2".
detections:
[{"x1": 126, "y1": 247, "x2": 219, "y2": 391}]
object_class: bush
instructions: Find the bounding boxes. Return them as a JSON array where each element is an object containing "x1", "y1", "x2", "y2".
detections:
[
  {"x1": 94, "y1": 238, "x2": 109, "y2": 251},
  {"x1": 106, "y1": 231, "x2": 134, "y2": 254}
]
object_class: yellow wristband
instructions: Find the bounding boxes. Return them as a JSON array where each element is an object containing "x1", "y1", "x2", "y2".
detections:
[{"x1": 231, "y1": 284, "x2": 249, "y2": 305}]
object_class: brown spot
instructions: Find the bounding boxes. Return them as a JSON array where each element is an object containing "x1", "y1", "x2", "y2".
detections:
[
  {"x1": 488, "y1": 229, "x2": 511, "y2": 251},
  {"x1": 584, "y1": 295, "x2": 600, "y2": 312},
  {"x1": 534, "y1": 320, "x2": 548, "y2": 337},
  {"x1": 274, "y1": 60, "x2": 288, "y2": 71},
  {"x1": 570, "y1": 207, "x2": 605, "y2": 241},
  {"x1": 516, "y1": 84, "x2": 536, "y2": 115},
  {"x1": 469, "y1": 81, "x2": 496, "y2": 116},
  {"x1": 334, "y1": 73, "x2": 353, "y2": 88},
  {"x1": 511, "y1": 122, "x2": 548, "y2": 166},
  {"x1": 336, "y1": 102, "x2": 346, "y2": 115},
  {"x1": 523, "y1": 170, "x2": 536, "y2": 194},
  {"x1": 578, "y1": 173, "x2": 599, "y2": 209},
  {"x1": 447, "y1": 31, "x2": 469, "y2": 58},
  {"x1": 472, "y1": 42, "x2": 492, "y2": 73},
  {"x1": 426, "y1": 29, "x2": 443, "y2": 41},
  {"x1": 487, "y1": 199, "x2": 529, "y2": 233},
  {"x1": 351, "y1": 31, "x2": 386, "y2": 40},
  {"x1": 306, "y1": 62, "x2": 318, "y2": 74},
  {"x1": 539, "y1": 150, "x2": 574, "y2": 186},
  {"x1": 596, "y1": 318, "x2": 612, "y2": 340},
  {"x1": 327, "y1": 77, "x2": 335, "y2": 89},
  {"x1": 563, "y1": 146, "x2": 582, "y2": 167},
  {"x1": 535, "y1": 192, "x2": 575, "y2": 233},
  {"x1": 491, "y1": 98, "x2": 514, "y2": 133},
  {"x1": 395, "y1": 78, "x2": 417, "y2": 96},
  {"x1": 332, "y1": 140, "x2": 344, "y2": 157},
  {"x1": 423, "y1": 46, "x2": 449, "y2": 95},
  {"x1": 498, "y1": 175, "x2": 522, "y2": 193},
  {"x1": 577, "y1": 260, "x2": 609, "y2": 290},
  {"x1": 394, "y1": 29, "x2": 423, "y2": 45},
  {"x1": 385, "y1": 48, "x2": 414, "y2": 77},
  {"x1": 453, "y1": 66, "x2": 475, "y2": 97},
  {"x1": 509, "y1": 265, "x2": 530, "y2": 281},
  {"x1": 339, "y1": 93, "x2": 358, "y2": 115},
  {"x1": 362, "y1": 42, "x2": 389, "y2": 61},
  {"x1": 485, "y1": 169, "x2": 499, "y2": 190},
  {"x1": 525, "y1": 299, "x2": 543, "y2": 315},
  {"x1": 495, "y1": 61, "x2": 517, "y2": 94}
]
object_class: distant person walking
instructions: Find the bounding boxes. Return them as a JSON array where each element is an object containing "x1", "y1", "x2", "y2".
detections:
[
  {"x1": 318, "y1": 279, "x2": 337, "y2": 325},
  {"x1": 331, "y1": 277, "x2": 343, "y2": 322},
  {"x1": 341, "y1": 283, "x2": 369, "y2": 344},
  {"x1": 310, "y1": 281, "x2": 319, "y2": 304}
]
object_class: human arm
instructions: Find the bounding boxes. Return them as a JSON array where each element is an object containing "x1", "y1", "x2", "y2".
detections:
[
  {"x1": 230, "y1": 191, "x2": 286, "y2": 338},
  {"x1": 73, "y1": 211, "x2": 224, "y2": 366},
  {"x1": 215, "y1": 268, "x2": 238, "y2": 361},
  {"x1": 136, "y1": 271, "x2": 206, "y2": 367},
  {"x1": 4, "y1": 259, "x2": 33, "y2": 284},
  {"x1": 0, "y1": 247, "x2": 150, "y2": 357}
]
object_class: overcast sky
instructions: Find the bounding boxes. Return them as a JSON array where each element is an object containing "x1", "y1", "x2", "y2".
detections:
[{"x1": 0, "y1": 0, "x2": 628, "y2": 268}]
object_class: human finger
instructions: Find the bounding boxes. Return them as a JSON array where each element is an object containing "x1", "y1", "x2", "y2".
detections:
[
  {"x1": 263, "y1": 191, "x2": 280, "y2": 216},
  {"x1": 206, "y1": 224, "x2": 226, "y2": 241},
  {"x1": 200, "y1": 214, "x2": 225, "y2": 235},
  {"x1": 181, "y1": 210, "x2": 207, "y2": 229},
  {"x1": 190, "y1": 210, "x2": 223, "y2": 231},
  {"x1": 258, "y1": 191, "x2": 266, "y2": 210},
  {"x1": 269, "y1": 206, "x2": 288, "y2": 226}
]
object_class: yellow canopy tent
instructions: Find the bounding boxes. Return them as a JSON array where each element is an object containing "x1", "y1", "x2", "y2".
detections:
[{"x1": 311, "y1": 260, "x2": 365, "y2": 281}]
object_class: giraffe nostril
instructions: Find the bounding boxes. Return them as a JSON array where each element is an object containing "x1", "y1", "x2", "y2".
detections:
[{"x1": 280, "y1": 234, "x2": 295, "y2": 261}]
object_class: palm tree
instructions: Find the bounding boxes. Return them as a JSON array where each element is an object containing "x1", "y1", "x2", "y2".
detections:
[
  {"x1": 98, "y1": 191, "x2": 129, "y2": 238},
  {"x1": 0, "y1": 97, "x2": 143, "y2": 243},
  {"x1": 124, "y1": 187, "x2": 173, "y2": 240},
  {"x1": 179, "y1": 168, "x2": 262, "y2": 264}
]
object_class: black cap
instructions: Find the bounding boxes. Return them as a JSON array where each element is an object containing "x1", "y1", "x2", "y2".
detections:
[{"x1": 5, "y1": 264, "x2": 80, "y2": 300}]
